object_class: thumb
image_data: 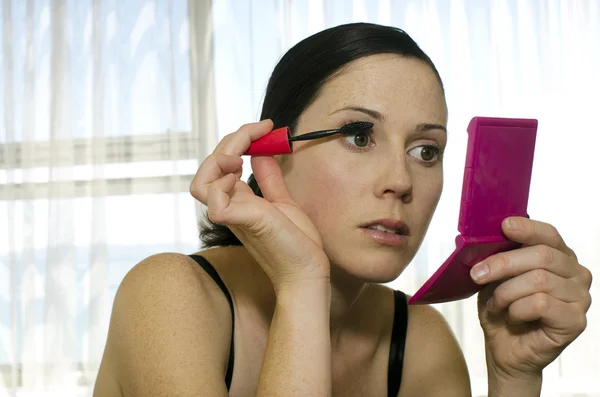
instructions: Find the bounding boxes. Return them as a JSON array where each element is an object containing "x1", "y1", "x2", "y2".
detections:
[{"x1": 251, "y1": 156, "x2": 293, "y2": 203}]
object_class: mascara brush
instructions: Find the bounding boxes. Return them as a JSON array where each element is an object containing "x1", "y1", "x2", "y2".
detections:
[{"x1": 244, "y1": 121, "x2": 374, "y2": 156}]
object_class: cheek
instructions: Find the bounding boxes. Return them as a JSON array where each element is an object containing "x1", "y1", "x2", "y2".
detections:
[
  {"x1": 283, "y1": 153, "x2": 358, "y2": 223},
  {"x1": 418, "y1": 170, "x2": 443, "y2": 200},
  {"x1": 412, "y1": 168, "x2": 443, "y2": 225}
]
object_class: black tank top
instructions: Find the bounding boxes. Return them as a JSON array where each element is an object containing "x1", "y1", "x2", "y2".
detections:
[{"x1": 189, "y1": 254, "x2": 408, "y2": 397}]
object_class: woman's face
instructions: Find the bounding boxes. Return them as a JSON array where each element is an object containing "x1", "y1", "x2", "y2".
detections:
[{"x1": 279, "y1": 54, "x2": 448, "y2": 283}]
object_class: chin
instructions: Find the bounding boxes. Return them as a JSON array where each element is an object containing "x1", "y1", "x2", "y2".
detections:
[{"x1": 327, "y1": 249, "x2": 410, "y2": 284}]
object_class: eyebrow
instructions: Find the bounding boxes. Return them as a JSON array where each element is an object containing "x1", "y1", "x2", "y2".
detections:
[
  {"x1": 329, "y1": 106, "x2": 447, "y2": 134},
  {"x1": 329, "y1": 106, "x2": 385, "y2": 121},
  {"x1": 415, "y1": 123, "x2": 447, "y2": 134}
]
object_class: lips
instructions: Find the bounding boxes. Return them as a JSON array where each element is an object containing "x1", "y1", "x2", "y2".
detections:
[{"x1": 360, "y1": 218, "x2": 411, "y2": 236}]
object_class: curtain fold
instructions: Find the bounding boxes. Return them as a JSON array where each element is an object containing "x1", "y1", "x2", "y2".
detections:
[
  {"x1": 188, "y1": 0, "x2": 217, "y2": 221},
  {"x1": 1, "y1": 0, "x2": 200, "y2": 395}
]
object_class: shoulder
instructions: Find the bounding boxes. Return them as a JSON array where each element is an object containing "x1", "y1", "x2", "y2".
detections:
[
  {"x1": 119, "y1": 251, "x2": 229, "y2": 300},
  {"x1": 398, "y1": 297, "x2": 472, "y2": 397},
  {"x1": 97, "y1": 251, "x2": 237, "y2": 396},
  {"x1": 112, "y1": 252, "x2": 236, "y2": 326}
]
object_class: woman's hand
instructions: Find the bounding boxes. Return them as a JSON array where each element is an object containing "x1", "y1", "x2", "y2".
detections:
[
  {"x1": 471, "y1": 217, "x2": 592, "y2": 385},
  {"x1": 190, "y1": 119, "x2": 330, "y2": 293}
]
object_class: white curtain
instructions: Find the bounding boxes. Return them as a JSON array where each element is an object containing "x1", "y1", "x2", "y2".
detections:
[
  {"x1": 1, "y1": 0, "x2": 599, "y2": 396},
  {"x1": 211, "y1": 1, "x2": 600, "y2": 396},
  {"x1": 0, "y1": 0, "x2": 203, "y2": 395}
]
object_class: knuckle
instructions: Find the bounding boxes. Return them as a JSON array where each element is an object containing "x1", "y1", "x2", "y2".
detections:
[
  {"x1": 189, "y1": 181, "x2": 198, "y2": 197},
  {"x1": 219, "y1": 132, "x2": 235, "y2": 145},
  {"x1": 199, "y1": 153, "x2": 217, "y2": 170},
  {"x1": 214, "y1": 133, "x2": 235, "y2": 152},
  {"x1": 189, "y1": 180, "x2": 206, "y2": 202},
  {"x1": 236, "y1": 123, "x2": 256, "y2": 138},
  {"x1": 521, "y1": 218, "x2": 534, "y2": 234},
  {"x1": 211, "y1": 152, "x2": 225, "y2": 161},
  {"x1": 494, "y1": 254, "x2": 512, "y2": 273},
  {"x1": 224, "y1": 131, "x2": 237, "y2": 140},
  {"x1": 206, "y1": 206, "x2": 222, "y2": 224},
  {"x1": 239, "y1": 122, "x2": 254, "y2": 131},
  {"x1": 574, "y1": 312, "x2": 588, "y2": 333},
  {"x1": 583, "y1": 293, "x2": 593, "y2": 311},
  {"x1": 492, "y1": 288, "x2": 507, "y2": 307},
  {"x1": 582, "y1": 267, "x2": 593, "y2": 288},
  {"x1": 531, "y1": 269, "x2": 549, "y2": 288},
  {"x1": 536, "y1": 245, "x2": 554, "y2": 265},
  {"x1": 548, "y1": 224, "x2": 562, "y2": 246},
  {"x1": 570, "y1": 249, "x2": 579, "y2": 261},
  {"x1": 215, "y1": 152, "x2": 239, "y2": 165},
  {"x1": 533, "y1": 293, "x2": 550, "y2": 313}
]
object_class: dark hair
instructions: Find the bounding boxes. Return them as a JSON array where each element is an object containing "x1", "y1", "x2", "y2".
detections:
[{"x1": 199, "y1": 22, "x2": 444, "y2": 248}]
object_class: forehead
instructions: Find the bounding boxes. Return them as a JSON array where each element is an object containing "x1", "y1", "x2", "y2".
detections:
[{"x1": 312, "y1": 54, "x2": 447, "y2": 123}]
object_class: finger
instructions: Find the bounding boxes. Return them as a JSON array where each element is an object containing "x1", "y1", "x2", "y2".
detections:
[
  {"x1": 477, "y1": 281, "x2": 501, "y2": 312},
  {"x1": 190, "y1": 153, "x2": 243, "y2": 203},
  {"x1": 207, "y1": 175, "x2": 271, "y2": 230},
  {"x1": 251, "y1": 156, "x2": 294, "y2": 203},
  {"x1": 470, "y1": 244, "x2": 577, "y2": 284},
  {"x1": 487, "y1": 269, "x2": 585, "y2": 313},
  {"x1": 215, "y1": 119, "x2": 274, "y2": 155},
  {"x1": 230, "y1": 179, "x2": 255, "y2": 197},
  {"x1": 502, "y1": 217, "x2": 576, "y2": 259},
  {"x1": 206, "y1": 173, "x2": 238, "y2": 225},
  {"x1": 507, "y1": 293, "x2": 587, "y2": 336}
]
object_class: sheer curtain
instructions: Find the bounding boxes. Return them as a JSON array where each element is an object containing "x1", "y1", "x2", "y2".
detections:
[
  {"x1": 1, "y1": 0, "x2": 599, "y2": 396},
  {"x1": 211, "y1": 1, "x2": 600, "y2": 396},
  {"x1": 0, "y1": 0, "x2": 203, "y2": 395}
]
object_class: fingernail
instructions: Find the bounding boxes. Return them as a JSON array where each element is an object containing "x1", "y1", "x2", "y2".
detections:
[
  {"x1": 486, "y1": 297, "x2": 495, "y2": 311},
  {"x1": 471, "y1": 263, "x2": 489, "y2": 281},
  {"x1": 505, "y1": 218, "x2": 518, "y2": 231}
]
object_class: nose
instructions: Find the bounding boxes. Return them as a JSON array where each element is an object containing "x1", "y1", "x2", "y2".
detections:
[{"x1": 375, "y1": 155, "x2": 413, "y2": 203}]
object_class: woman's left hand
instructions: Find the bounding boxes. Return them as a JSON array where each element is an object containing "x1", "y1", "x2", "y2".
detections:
[{"x1": 471, "y1": 216, "x2": 593, "y2": 382}]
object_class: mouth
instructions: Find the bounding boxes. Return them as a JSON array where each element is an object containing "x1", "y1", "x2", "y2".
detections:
[{"x1": 360, "y1": 219, "x2": 411, "y2": 236}]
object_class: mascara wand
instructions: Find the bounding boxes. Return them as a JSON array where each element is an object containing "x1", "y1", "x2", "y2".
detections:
[{"x1": 244, "y1": 121, "x2": 374, "y2": 156}]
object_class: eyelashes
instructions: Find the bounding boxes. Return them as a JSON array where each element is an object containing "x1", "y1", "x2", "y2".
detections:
[
  {"x1": 337, "y1": 120, "x2": 445, "y2": 165},
  {"x1": 340, "y1": 120, "x2": 375, "y2": 151}
]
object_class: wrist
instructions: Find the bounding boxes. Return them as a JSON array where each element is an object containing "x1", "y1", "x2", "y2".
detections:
[
  {"x1": 271, "y1": 263, "x2": 331, "y2": 297},
  {"x1": 487, "y1": 364, "x2": 542, "y2": 397},
  {"x1": 275, "y1": 278, "x2": 331, "y2": 302}
]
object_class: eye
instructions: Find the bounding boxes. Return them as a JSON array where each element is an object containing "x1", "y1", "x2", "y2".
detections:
[
  {"x1": 344, "y1": 131, "x2": 372, "y2": 147},
  {"x1": 342, "y1": 124, "x2": 374, "y2": 149},
  {"x1": 408, "y1": 145, "x2": 442, "y2": 163}
]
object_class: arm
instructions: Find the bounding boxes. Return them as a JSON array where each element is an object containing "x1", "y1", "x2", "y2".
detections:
[
  {"x1": 94, "y1": 253, "x2": 334, "y2": 397},
  {"x1": 94, "y1": 253, "x2": 233, "y2": 397},
  {"x1": 256, "y1": 280, "x2": 332, "y2": 396},
  {"x1": 399, "y1": 304, "x2": 471, "y2": 397},
  {"x1": 188, "y1": 119, "x2": 334, "y2": 395}
]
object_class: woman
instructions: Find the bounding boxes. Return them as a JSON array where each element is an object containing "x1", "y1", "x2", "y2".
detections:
[{"x1": 93, "y1": 23, "x2": 592, "y2": 397}]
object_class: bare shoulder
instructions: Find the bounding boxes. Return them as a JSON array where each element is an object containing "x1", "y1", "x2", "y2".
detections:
[
  {"x1": 94, "y1": 251, "x2": 237, "y2": 397},
  {"x1": 398, "y1": 299, "x2": 472, "y2": 397},
  {"x1": 115, "y1": 251, "x2": 233, "y2": 312}
]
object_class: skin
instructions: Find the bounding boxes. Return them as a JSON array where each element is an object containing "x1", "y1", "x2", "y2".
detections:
[
  {"x1": 277, "y1": 54, "x2": 448, "y2": 342},
  {"x1": 282, "y1": 54, "x2": 447, "y2": 283},
  {"x1": 93, "y1": 54, "x2": 592, "y2": 397}
]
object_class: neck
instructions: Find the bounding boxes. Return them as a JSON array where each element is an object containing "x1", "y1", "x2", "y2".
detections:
[
  {"x1": 222, "y1": 246, "x2": 376, "y2": 349},
  {"x1": 328, "y1": 265, "x2": 373, "y2": 350}
]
